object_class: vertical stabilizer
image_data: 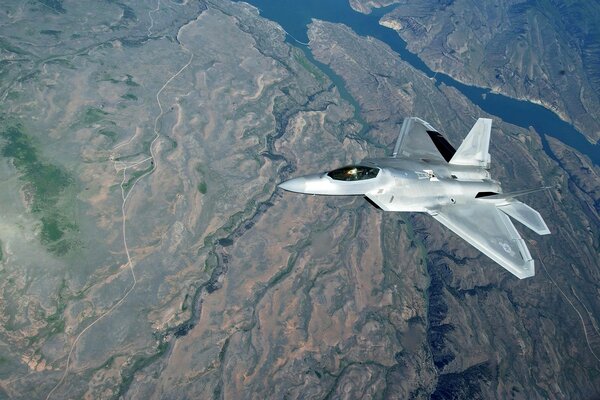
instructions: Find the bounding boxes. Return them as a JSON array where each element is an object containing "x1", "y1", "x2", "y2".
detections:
[{"x1": 450, "y1": 118, "x2": 492, "y2": 168}]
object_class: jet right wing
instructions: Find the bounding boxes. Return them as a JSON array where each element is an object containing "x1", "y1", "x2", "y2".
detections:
[
  {"x1": 428, "y1": 203, "x2": 535, "y2": 279},
  {"x1": 393, "y1": 117, "x2": 456, "y2": 162}
]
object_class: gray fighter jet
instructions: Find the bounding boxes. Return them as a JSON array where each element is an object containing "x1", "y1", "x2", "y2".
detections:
[{"x1": 279, "y1": 117, "x2": 550, "y2": 279}]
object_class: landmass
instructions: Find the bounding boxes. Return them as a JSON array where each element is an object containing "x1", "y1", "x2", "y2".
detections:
[
  {"x1": 348, "y1": 0, "x2": 401, "y2": 14},
  {"x1": 349, "y1": 0, "x2": 600, "y2": 143},
  {"x1": 308, "y1": 19, "x2": 600, "y2": 397},
  {"x1": 0, "y1": 0, "x2": 598, "y2": 399}
]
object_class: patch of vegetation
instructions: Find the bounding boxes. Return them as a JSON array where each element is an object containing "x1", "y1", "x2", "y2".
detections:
[
  {"x1": 125, "y1": 74, "x2": 139, "y2": 87},
  {"x1": 125, "y1": 164, "x2": 153, "y2": 186},
  {"x1": 0, "y1": 240, "x2": 3, "y2": 262},
  {"x1": 294, "y1": 50, "x2": 326, "y2": 84},
  {"x1": 121, "y1": 93, "x2": 137, "y2": 101},
  {"x1": 98, "y1": 129, "x2": 118, "y2": 142},
  {"x1": 203, "y1": 251, "x2": 218, "y2": 273},
  {"x1": 40, "y1": 29, "x2": 61, "y2": 37},
  {"x1": 97, "y1": 73, "x2": 140, "y2": 88},
  {"x1": 121, "y1": 163, "x2": 154, "y2": 198},
  {"x1": 121, "y1": 4, "x2": 136, "y2": 20},
  {"x1": 0, "y1": 38, "x2": 30, "y2": 56},
  {"x1": 43, "y1": 311, "x2": 65, "y2": 335},
  {"x1": 82, "y1": 107, "x2": 109, "y2": 125},
  {"x1": 195, "y1": 165, "x2": 209, "y2": 195},
  {"x1": 97, "y1": 73, "x2": 120, "y2": 84},
  {"x1": 116, "y1": 339, "x2": 169, "y2": 398},
  {"x1": 99, "y1": 355, "x2": 116, "y2": 370},
  {"x1": 47, "y1": 58, "x2": 74, "y2": 69},
  {"x1": 1, "y1": 126, "x2": 70, "y2": 207},
  {"x1": 32, "y1": 279, "x2": 70, "y2": 340},
  {"x1": 0, "y1": 60, "x2": 10, "y2": 78},
  {"x1": 181, "y1": 293, "x2": 190, "y2": 311},
  {"x1": 0, "y1": 123, "x2": 78, "y2": 256},
  {"x1": 38, "y1": 0, "x2": 66, "y2": 14},
  {"x1": 40, "y1": 215, "x2": 64, "y2": 242}
]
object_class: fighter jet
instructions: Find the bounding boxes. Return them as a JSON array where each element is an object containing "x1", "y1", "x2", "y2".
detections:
[{"x1": 279, "y1": 117, "x2": 550, "y2": 279}]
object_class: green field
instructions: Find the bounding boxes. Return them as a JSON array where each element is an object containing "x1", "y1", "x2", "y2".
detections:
[{"x1": 0, "y1": 123, "x2": 78, "y2": 255}]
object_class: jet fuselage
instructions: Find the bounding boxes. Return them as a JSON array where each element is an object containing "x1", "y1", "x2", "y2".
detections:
[{"x1": 279, "y1": 157, "x2": 501, "y2": 212}]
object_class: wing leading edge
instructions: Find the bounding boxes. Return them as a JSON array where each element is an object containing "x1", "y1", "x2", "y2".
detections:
[
  {"x1": 393, "y1": 117, "x2": 456, "y2": 162},
  {"x1": 429, "y1": 203, "x2": 535, "y2": 279}
]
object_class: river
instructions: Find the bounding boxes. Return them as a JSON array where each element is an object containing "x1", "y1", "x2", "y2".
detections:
[{"x1": 239, "y1": 0, "x2": 599, "y2": 166}]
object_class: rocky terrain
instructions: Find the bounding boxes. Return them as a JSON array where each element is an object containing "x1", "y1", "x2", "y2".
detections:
[
  {"x1": 348, "y1": 0, "x2": 401, "y2": 14},
  {"x1": 0, "y1": 0, "x2": 362, "y2": 397},
  {"x1": 0, "y1": 0, "x2": 598, "y2": 399},
  {"x1": 309, "y1": 19, "x2": 600, "y2": 398},
  {"x1": 350, "y1": 0, "x2": 600, "y2": 143}
]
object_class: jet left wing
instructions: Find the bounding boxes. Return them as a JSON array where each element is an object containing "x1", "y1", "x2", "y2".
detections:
[
  {"x1": 428, "y1": 203, "x2": 535, "y2": 278},
  {"x1": 392, "y1": 117, "x2": 456, "y2": 162}
]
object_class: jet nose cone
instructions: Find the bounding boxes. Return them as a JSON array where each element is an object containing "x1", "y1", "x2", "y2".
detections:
[{"x1": 278, "y1": 177, "x2": 307, "y2": 193}]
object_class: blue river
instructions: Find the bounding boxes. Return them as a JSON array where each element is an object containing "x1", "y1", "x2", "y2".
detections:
[{"x1": 239, "y1": 0, "x2": 599, "y2": 166}]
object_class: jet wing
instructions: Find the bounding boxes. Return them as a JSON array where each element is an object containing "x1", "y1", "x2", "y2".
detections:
[
  {"x1": 428, "y1": 203, "x2": 535, "y2": 278},
  {"x1": 392, "y1": 117, "x2": 456, "y2": 162}
]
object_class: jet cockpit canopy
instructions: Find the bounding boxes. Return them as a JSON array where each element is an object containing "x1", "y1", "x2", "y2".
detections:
[{"x1": 327, "y1": 165, "x2": 379, "y2": 181}]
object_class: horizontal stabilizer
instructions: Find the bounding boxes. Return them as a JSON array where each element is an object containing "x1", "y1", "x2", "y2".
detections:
[
  {"x1": 497, "y1": 201, "x2": 550, "y2": 235},
  {"x1": 450, "y1": 118, "x2": 492, "y2": 168}
]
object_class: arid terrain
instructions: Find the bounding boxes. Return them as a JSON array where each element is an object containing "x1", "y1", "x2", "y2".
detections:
[
  {"x1": 350, "y1": 0, "x2": 600, "y2": 143},
  {"x1": 0, "y1": 0, "x2": 598, "y2": 399},
  {"x1": 308, "y1": 19, "x2": 600, "y2": 398}
]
